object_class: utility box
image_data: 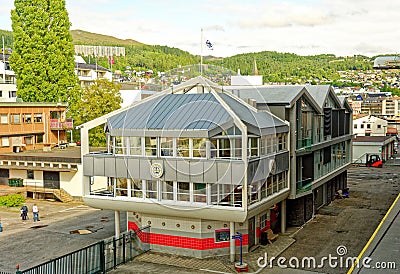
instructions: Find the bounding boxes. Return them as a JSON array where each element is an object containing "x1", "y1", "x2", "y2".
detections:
[{"x1": 8, "y1": 178, "x2": 23, "y2": 187}]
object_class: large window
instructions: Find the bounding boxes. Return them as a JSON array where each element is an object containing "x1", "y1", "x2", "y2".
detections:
[
  {"x1": 129, "y1": 137, "x2": 142, "y2": 156},
  {"x1": 160, "y1": 137, "x2": 174, "y2": 157},
  {"x1": 211, "y1": 138, "x2": 232, "y2": 158},
  {"x1": 27, "y1": 170, "x2": 34, "y2": 179},
  {"x1": 23, "y1": 114, "x2": 32, "y2": 123},
  {"x1": 0, "y1": 114, "x2": 8, "y2": 124},
  {"x1": 193, "y1": 138, "x2": 206, "y2": 158},
  {"x1": 177, "y1": 182, "x2": 190, "y2": 201},
  {"x1": 177, "y1": 138, "x2": 190, "y2": 157},
  {"x1": 248, "y1": 137, "x2": 259, "y2": 157},
  {"x1": 211, "y1": 183, "x2": 232, "y2": 206},
  {"x1": 36, "y1": 135, "x2": 43, "y2": 144},
  {"x1": 1, "y1": 137, "x2": 9, "y2": 147},
  {"x1": 116, "y1": 178, "x2": 127, "y2": 196},
  {"x1": 145, "y1": 137, "x2": 157, "y2": 156},
  {"x1": 25, "y1": 136, "x2": 33, "y2": 145},
  {"x1": 146, "y1": 180, "x2": 157, "y2": 199},
  {"x1": 11, "y1": 114, "x2": 20, "y2": 124},
  {"x1": 278, "y1": 133, "x2": 287, "y2": 151},
  {"x1": 162, "y1": 181, "x2": 174, "y2": 200},
  {"x1": 193, "y1": 183, "x2": 207, "y2": 203},
  {"x1": 131, "y1": 179, "x2": 143, "y2": 198},
  {"x1": 34, "y1": 114, "x2": 42, "y2": 123},
  {"x1": 114, "y1": 137, "x2": 127, "y2": 155}
]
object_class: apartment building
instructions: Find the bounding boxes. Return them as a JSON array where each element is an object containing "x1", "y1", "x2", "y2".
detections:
[
  {"x1": 81, "y1": 77, "x2": 290, "y2": 259},
  {"x1": 0, "y1": 102, "x2": 82, "y2": 198},
  {"x1": 0, "y1": 54, "x2": 17, "y2": 102},
  {"x1": 353, "y1": 115, "x2": 388, "y2": 136},
  {"x1": 0, "y1": 102, "x2": 72, "y2": 153},
  {"x1": 226, "y1": 84, "x2": 352, "y2": 226},
  {"x1": 74, "y1": 56, "x2": 112, "y2": 88}
]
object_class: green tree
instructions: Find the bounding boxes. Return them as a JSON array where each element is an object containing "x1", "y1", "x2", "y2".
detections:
[
  {"x1": 73, "y1": 79, "x2": 122, "y2": 146},
  {"x1": 10, "y1": 0, "x2": 79, "y2": 108}
]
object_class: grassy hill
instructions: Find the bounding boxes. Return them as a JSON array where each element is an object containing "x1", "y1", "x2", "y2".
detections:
[
  {"x1": 70, "y1": 29, "x2": 143, "y2": 46},
  {"x1": 2, "y1": 28, "x2": 395, "y2": 86}
]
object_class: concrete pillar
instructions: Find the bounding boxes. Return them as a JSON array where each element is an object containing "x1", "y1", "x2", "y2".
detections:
[
  {"x1": 230, "y1": 221, "x2": 235, "y2": 262},
  {"x1": 126, "y1": 211, "x2": 129, "y2": 232},
  {"x1": 280, "y1": 200, "x2": 286, "y2": 234},
  {"x1": 115, "y1": 210, "x2": 120, "y2": 238}
]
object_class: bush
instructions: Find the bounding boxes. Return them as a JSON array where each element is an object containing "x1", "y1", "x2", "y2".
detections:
[{"x1": 0, "y1": 194, "x2": 26, "y2": 207}]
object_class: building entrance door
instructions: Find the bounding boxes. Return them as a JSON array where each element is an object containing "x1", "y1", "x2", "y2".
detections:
[
  {"x1": 248, "y1": 217, "x2": 255, "y2": 249},
  {"x1": 0, "y1": 169, "x2": 9, "y2": 185},
  {"x1": 43, "y1": 171, "x2": 60, "y2": 189}
]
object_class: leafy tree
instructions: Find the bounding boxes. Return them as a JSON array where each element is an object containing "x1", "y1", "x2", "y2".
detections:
[
  {"x1": 10, "y1": 0, "x2": 79, "y2": 109},
  {"x1": 73, "y1": 79, "x2": 122, "y2": 146}
]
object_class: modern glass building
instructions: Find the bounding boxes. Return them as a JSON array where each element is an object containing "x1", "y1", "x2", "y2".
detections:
[{"x1": 81, "y1": 77, "x2": 290, "y2": 259}]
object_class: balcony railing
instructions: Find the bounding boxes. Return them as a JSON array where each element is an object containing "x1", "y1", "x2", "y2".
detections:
[
  {"x1": 50, "y1": 118, "x2": 73, "y2": 130},
  {"x1": 297, "y1": 137, "x2": 312, "y2": 150},
  {"x1": 296, "y1": 177, "x2": 313, "y2": 194}
]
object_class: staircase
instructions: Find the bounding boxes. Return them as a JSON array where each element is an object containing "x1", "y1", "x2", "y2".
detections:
[
  {"x1": 52, "y1": 188, "x2": 74, "y2": 203},
  {"x1": 25, "y1": 186, "x2": 74, "y2": 203}
]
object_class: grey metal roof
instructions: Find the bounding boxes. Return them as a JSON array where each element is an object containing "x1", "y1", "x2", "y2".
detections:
[
  {"x1": 304, "y1": 85, "x2": 331, "y2": 108},
  {"x1": 219, "y1": 93, "x2": 287, "y2": 130},
  {"x1": 108, "y1": 93, "x2": 233, "y2": 134},
  {"x1": 225, "y1": 85, "x2": 305, "y2": 105},
  {"x1": 75, "y1": 62, "x2": 109, "y2": 72}
]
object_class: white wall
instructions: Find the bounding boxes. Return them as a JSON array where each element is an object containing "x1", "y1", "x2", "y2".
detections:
[
  {"x1": 353, "y1": 116, "x2": 387, "y2": 136},
  {"x1": 60, "y1": 165, "x2": 83, "y2": 197},
  {"x1": 352, "y1": 144, "x2": 381, "y2": 163}
]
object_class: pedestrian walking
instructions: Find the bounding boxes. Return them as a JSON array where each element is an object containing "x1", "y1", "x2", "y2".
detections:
[
  {"x1": 20, "y1": 204, "x2": 28, "y2": 221},
  {"x1": 32, "y1": 203, "x2": 40, "y2": 222},
  {"x1": 0, "y1": 217, "x2": 3, "y2": 232}
]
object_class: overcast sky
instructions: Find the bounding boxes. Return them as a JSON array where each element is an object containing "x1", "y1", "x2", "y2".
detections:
[{"x1": 1, "y1": 0, "x2": 399, "y2": 58}]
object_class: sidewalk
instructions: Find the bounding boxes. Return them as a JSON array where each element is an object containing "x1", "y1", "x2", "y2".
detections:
[{"x1": 113, "y1": 229, "x2": 296, "y2": 273}]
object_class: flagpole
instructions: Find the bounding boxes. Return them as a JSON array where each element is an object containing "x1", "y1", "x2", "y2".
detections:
[
  {"x1": 200, "y1": 28, "x2": 203, "y2": 76},
  {"x1": 2, "y1": 36, "x2": 5, "y2": 84}
]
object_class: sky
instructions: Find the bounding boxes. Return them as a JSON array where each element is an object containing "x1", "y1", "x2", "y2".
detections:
[{"x1": 0, "y1": 0, "x2": 399, "y2": 58}]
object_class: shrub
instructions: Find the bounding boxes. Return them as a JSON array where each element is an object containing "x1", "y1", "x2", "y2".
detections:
[{"x1": 0, "y1": 194, "x2": 26, "y2": 207}]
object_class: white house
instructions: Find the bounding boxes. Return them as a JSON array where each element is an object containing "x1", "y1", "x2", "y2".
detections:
[{"x1": 353, "y1": 115, "x2": 388, "y2": 136}]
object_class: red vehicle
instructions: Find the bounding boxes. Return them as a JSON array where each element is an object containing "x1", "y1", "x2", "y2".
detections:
[{"x1": 366, "y1": 154, "x2": 383, "y2": 168}]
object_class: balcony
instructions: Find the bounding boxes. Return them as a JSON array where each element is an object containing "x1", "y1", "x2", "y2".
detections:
[
  {"x1": 297, "y1": 137, "x2": 312, "y2": 151},
  {"x1": 296, "y1": 177, "x2": 313, "y2": 194},
  {"x1": 50, "y1": 118, "x2": 73, "y2": 130}
]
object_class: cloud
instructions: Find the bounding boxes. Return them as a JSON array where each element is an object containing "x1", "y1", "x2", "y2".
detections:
[{"x1": 203, "y1": 25, "x2": 225, "y2": 32}]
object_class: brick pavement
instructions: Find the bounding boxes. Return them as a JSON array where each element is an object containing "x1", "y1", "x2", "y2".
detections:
[{"x1": 111, "y1": 232, "x2": 296, "y2": 273}]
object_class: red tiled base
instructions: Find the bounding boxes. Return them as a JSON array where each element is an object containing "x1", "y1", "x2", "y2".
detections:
[{"x1": 128, "y1": 221, "x2": 248, "y2": 250}]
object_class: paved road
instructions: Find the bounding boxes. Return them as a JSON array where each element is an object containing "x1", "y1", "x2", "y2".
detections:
[
  {"x1": 0, "y1": 206, "x2": 126, "y2": 272},
  {"x1": 353, "y1": 194, "x2": 400, "y2": 274}
]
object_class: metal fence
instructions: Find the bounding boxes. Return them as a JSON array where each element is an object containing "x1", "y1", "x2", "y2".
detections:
[{"x1": 19, "y1": 226, "x2": 150, "y2": 274}]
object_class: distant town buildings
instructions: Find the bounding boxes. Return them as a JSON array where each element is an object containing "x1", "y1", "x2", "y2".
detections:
[{"x1": 373, "y1": 56, "x2": 400, "y2": 69}]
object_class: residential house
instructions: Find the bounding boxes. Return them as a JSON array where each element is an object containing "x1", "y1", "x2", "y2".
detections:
[
  {"x1": 353, "y1": 115, "x2": 388, "y2": 136},
  {"x1": 74, "y1": 56, "x2": 112, "y2": 88}
]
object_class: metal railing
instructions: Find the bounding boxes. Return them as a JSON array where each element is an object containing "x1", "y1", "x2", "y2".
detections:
[{"x1": 19, "y1": 226, "x2": 150, "y2": 274}]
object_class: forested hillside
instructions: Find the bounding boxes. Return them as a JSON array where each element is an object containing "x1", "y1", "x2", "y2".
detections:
[
  {"x1": 211, "y1": 52, "x2": 373, "y2": 84},
  {"x1": 0, "y1": 28, "x2": 389, "y2": 84}
]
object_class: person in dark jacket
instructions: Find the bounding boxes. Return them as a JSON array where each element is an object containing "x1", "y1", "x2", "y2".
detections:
[{"x1": 20, "y1": 205, "x2": 28, "y2": 220}]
